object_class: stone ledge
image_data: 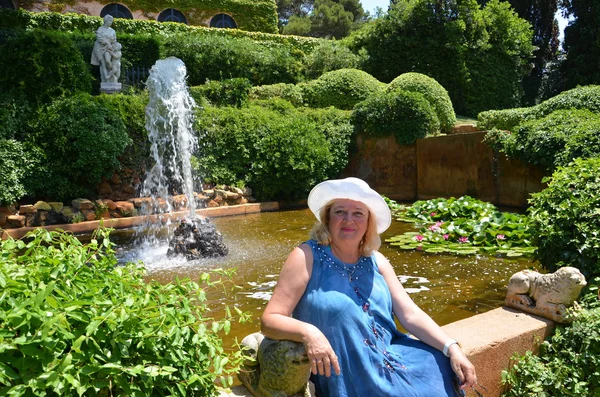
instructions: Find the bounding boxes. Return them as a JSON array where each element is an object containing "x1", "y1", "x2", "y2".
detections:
[
  {"x1": 219, "y1": 307, "x2": 555, "y2": 397},
  {"x1": 1, "y1": 202, "x2": 279, "y2": 240}
]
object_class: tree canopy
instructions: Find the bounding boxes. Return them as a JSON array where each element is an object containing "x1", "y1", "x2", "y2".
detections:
[
  {"x1": 561, "y1": 0, "x2": 600, "y2": 89},
  {"x1": 347, "y1": 0, "x2": 534, "y2": 116},
  {"x1": 278, "y1": 0, "x2": 368, "y2": 38}
]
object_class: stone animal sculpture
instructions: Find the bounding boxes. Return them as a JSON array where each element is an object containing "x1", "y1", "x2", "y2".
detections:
[
  {"x1": 505, "y1": 266, "x2": 586, "y2": 323},
  {"x1": 238, "y1": 332, "x2": 314, "y2": 397}
]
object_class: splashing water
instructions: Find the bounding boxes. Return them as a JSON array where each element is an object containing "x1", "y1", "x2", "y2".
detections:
[{"x1": 141, "y1": 57, "x2": 198, "y2": 217}]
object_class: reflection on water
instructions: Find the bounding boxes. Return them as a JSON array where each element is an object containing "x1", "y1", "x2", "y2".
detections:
[{"x1": 114, "y1": 208, "x2": 539, "y2": 347}]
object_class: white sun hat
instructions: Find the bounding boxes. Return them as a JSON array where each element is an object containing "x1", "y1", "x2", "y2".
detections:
[{"x1": 307, "y1": 177, "x2": 392, "y2": 234}]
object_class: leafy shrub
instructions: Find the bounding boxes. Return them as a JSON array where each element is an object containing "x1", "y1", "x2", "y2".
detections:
[
  {"x1": 0, "y1": 93, "x2": 34, "y2": 141},
  {"x1": 194, "y1": 102, "x2": 353, "y2": 201},
  {"x1": 191, "y1": 78, "x2": 252, "y2": 108},
  {"x1": 0, "y1": 140, "x2": 40, "y2": 205},
  {"x1": 497, "y1": 109, "x2": 600, "y2": 170},
  {"x1": 0, "y1": 29, "x2": 92, "y2": 108},
  {"x1": 477, "y1": 86, "x2": 600, "y2": 132},
  {"x1": 301, "y1": 68, "x2": 384, "y2": 110},
  {"x1": 0, "y1": 228, "x2": 246, "y2": 395},
  {"x1": 162, "y1": 33, "x2": 304, "y2": 86},
  {"x1": 249, "y1": 83, "x2": 304, "y2": 107},
  {"x1": 352, "y1": 89, "x2": 439, "y2": 145},
  {"x1": 303, "y1": 40, "x2": 360, "y2": 80},
  {"x1": 502, "y1": 285, "x2": 600, "y2": 396},
  {"x1": 477, "y1": 107, "x2": 530, "y2": 131},
  {"x1": 27, "y1": 93, "x2": 131, "y2": 201},
  {"x1": 94, "y1": 93, "x2": 150, "y2": 173},
  {"x1": 528, "y1": 157, "x2": 600, "y2": 278},
  {"x1": 387, "y1": 72, "x2": 456, "y2": 133}
]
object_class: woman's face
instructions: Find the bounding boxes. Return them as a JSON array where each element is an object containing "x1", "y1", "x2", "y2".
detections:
[{"x1": 328, "y1": 199, "x2": 369, "y2": 245}]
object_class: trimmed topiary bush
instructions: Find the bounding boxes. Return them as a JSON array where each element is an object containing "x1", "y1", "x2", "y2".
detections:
[
  {"x1": 0, "y1": 29, "x2": 92, "y2": 108},
  {"x1": 351, "y1": 89, "x2": 439, "y2": 145},
  {"x1": 528, "y1": 157, "x2": 600, "y2": 278},
  {"x1": 303, "y1": 40, "x2": 360, "y2": 80},
  {"x1": 301, "y1": 68, "x2": 384, "y2": 110},
  {"x1": 249, "y1": 83, "x2": 304, "y2": 107},
  {"x1": 477, "y1": 85, "x2": 600, "y2": 132},
  {"x1": 191, "y1": 78, "x2": 252, "y2": 108},
  {"x1": 0, "y1": 139, "x2": 40, "y2": 205},
  {"x1": 27, "y1": 93, "x2": 131, "y2": 201},
  {"x1": 387, "y1": 72, "x2": 456, "y2": 133}
]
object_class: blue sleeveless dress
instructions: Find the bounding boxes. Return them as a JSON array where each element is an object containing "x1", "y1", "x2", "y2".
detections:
[{"x1": 292, "y1": 240, "x2": 458, "y2": 397}]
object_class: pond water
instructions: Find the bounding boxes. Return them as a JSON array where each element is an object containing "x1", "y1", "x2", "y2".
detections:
[{"x1": 114, "y1": 208, "x2": 538, "y2": 350}]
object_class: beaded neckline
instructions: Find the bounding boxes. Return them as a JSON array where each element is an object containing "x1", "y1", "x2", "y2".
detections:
[{"x1": 323, "y1": 245, "x2": 371, "y2": 282}]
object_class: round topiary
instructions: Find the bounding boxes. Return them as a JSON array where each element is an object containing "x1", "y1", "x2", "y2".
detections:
[
  {"x1": 387, "y1": 72, "x2": 456, "y2": 134},
  {"x1": 351, "y1": 89, "x2": 439, "y2": 145},
  {"x1": 301, "y1": 68, "x2": 385, "y2": 110},
  {"x1": 528, "y1": 157, "x2": 600, "y2": 278}
]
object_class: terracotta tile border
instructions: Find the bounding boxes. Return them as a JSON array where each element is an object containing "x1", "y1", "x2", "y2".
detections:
[{"x1": 1, "y1": 202, "x2": 279, "y2": 240}]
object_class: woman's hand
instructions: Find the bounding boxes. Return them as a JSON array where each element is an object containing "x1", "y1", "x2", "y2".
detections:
[
  {"x1": 448, "y1": 344, "x2": 477, "y2": 391},
  {"x1": 303, "y1": 325, "x2": 341, "y2": 377}
]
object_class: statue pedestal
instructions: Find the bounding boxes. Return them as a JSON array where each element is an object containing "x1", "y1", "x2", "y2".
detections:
[{"x1": 100, "y1": 82, "x2": 122, "y2": 94}]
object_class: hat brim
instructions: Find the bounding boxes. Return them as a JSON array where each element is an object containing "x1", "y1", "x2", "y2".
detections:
[{"x1": 308, "y1": 177, "x2": 391, "y2": 234}]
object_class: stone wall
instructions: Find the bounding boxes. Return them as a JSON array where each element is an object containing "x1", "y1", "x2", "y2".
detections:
[{"x1": 342, "y1": 130, "x2": 547, "y2": 208}]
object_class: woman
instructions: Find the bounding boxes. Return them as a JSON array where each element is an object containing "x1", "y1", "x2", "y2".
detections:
[{"x1": 262, "y1": 177, "x2": 477, "y2": 396}]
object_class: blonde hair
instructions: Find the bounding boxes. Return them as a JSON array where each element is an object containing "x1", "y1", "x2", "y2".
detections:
[{"x1": 309, "y1": 200, "x2": 381, "y2": 256}]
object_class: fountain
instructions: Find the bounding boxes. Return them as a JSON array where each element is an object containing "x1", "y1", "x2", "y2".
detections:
[{"x1": 138, "y1": 57, "x2": 227, "y2": 259}]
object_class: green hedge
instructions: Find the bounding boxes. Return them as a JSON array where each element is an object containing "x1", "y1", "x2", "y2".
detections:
[
  {"x1": 0, "y1": 29, "x2": 92, "y2": 108},
  {"x1": 191, "y1": 78, "x2": 252, "y2": 108},
  {"x1": 161, "y1": 33, "x2": 304, "y2": 86},
  {"x1": 0, "y1": 8, "x2": 316, "y2": 46},
  {"x1": 388, "y1": 72, "x2": 456, "y2": 134},
  {"x1": 0, "y1": 228, "x2": 245, "y2": 395},
  {"x1": 301, "y1": 68, "x2": 384, "y2": 110},
  {"x1": 528, "y1": 157, "x2": 600, "y2": 278},
  {"x1": 0, "y1": 140, "x2": 40, "y2": 206},
  {"x1": 351, "y1": 89, "x2": 439, "y2": 145},
  {"x1": 493, "y1": 109, "x2": 600, "y2": 171},
  {"x1": 477, "y1": 85, "x2": 600, "y2": 131},
  {"x1": 248, "y1": 83, "x2": 304, "y2": 107},
  {"x1": 193, "y1": 101, "x2": 354, "y2": 201},
  {"x1": 27, "y1": 93, "x2": 131, "y2": 201}
]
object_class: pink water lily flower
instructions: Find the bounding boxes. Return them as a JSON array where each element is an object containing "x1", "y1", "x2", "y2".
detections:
[
  {"x1": 443, "y1": 234, "x2": 449, "y2": 240},
  {"x1": 415, "y1": 235, "x2": 424, "y2": 242},
  {"x1": 496, "y1": 234, "x2": 506, "y2": 240},
  {"x1": 458, "y1": 236, "x2": 469, "y2": 243},
  {"x1": 430, "y1": 212, "x2": 436, "y2": 217}
]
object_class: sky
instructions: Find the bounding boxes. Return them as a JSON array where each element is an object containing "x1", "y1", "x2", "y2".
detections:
[{"x1": 359, "y1": 0, "x2": 570, "y2": 41}]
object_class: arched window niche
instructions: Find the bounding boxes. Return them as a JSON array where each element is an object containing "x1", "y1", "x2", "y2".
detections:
[
  {"x1": 100, "y1": 3, "x2": 133, "y2": 19},
  {"x1": 157, "y1": 8, "x2": 187, "y2": 24},
  {"x1": 0, "y1": 0, "x2": 16, "y2": 10},
  {"x1": 210, "y1": 13, "x2": 237, "y2": 29}
]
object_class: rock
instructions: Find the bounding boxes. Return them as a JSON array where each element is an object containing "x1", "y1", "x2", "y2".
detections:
[
  {"x1": 26, "y1": 212, "x2": 48, "y2": 227},
  {"x1": 110, "y1": 172, "x2": 121, "y2": 185},
  {"x1": 81, "y1": 209, "x2": 96, "y2": 221},
  {"x1": 72, "y1": 198, "x2": 94, "y2": 210},
  {"x1": 167, "y1": 217, "x2": 228, "y2": 260},
  {"x1": 208, "y1": 200, "x2": 219, "y2": 208},
  {"x1": 224, "y1": 191, "x2": 240, "y2": 201},
  {"x1": 203, "y1": 189, "x2": 215, "y2": 198},
  {"x1": 18, "y1": 205, "x2": 36, "y2": 214},
  {"x1": 45, "y1": 211, "x2": 69, "y2": 225},
  {"x1": 505, "y1": 267, "x2": 587, "y2": 323},
  {"x1": 0, "y1": 213, "x2": 7, "y2": 227},
  {"x1": 0, "y1": 204, "x2": 16, "y2": 214},
  {"x1": 242, "y1": 187, "x2": 253, "y2": 197},
  {"x1": 48, "y1": 202, "x2": 64, "y2": 212},
  {"x1": 33, "y1": 201, "x2": 52, "y2": 211},
  {"x1": 104, "y1": 199, "x2": 117, "y2": 211},
  {"x1": 61, "y1": 206, "x2": 74, "y2": 217},
  {"x1": 231, "y1": 186, "x2": 244, "y2": 195},
  {"x1": 116, "y1": 201, "x2": 135, "y2": 214},
  {"x1": 7, "y1": 215, "x2": 25, "y2": 228}
]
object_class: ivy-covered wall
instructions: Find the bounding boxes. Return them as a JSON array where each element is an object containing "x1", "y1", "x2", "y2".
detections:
[{"x1": 17, "y1": 0, "x2": 278, "y2": 33}]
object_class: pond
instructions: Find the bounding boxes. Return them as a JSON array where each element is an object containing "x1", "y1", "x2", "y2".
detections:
[{"x1": 114, "y1": 208, "x2": 538, "y2": 350}]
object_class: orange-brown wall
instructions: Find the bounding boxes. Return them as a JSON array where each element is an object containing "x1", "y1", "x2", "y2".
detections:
[{"x1": 342, "y1": 131, "x2": 547, "y2": 208}]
